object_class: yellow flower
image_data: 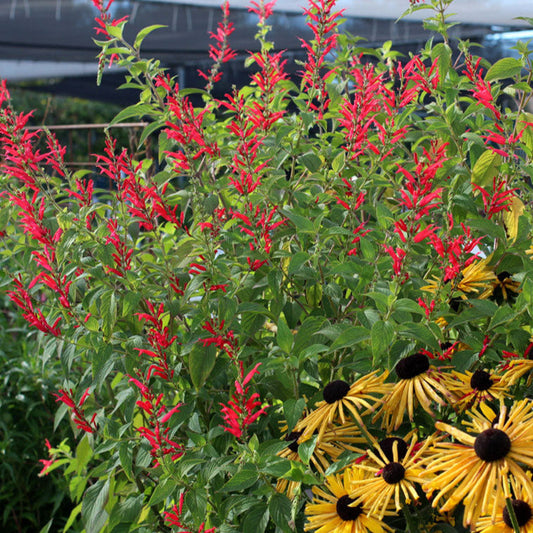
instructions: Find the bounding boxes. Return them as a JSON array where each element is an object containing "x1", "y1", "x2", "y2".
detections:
[
  {"x1": 276, "y1": 423, "x2": 366, "y2": 499},
  {"x1": 480, "y1": 271, "x2": 521, "y2": 304},
  {"x1": 456, "y1": 257, "x2": 497, "y2": 297},
  {"x1": 443, "y1": 368, "x2": 510, "y2": 411},
  {"x1": 348, "y1": 434, "x2": 432, "y2": 520},
  {"x1": 372, "y1": 352, "x2": 452, "y2": 431},
  {"x1": 476, "y1": 489, "x2": 533, "y2": 532},
  {"x1": 304, "y1": 468, "x2": 394, "y2": 533},
  {"x1": 499, "y1": 358, "x2": 533, "y2": 388},
  {"x1": 296, "y1": 371, "x2": 391, "y2": 443},
  {"x1": 422, "y1": 400, "x2": 533, "y2": 528}
]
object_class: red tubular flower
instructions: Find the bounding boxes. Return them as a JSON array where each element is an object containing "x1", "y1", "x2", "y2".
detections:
[
  {"x1": 299, "y1": 0, "x2": 344, "y2": 116},
  {"x1": 105, "y1": 218, "x2": 133, "y2": 277},
  {"x1": 219, "y1": 362, "x2": 267, "y2": 439},
  {"x1": 249, "y1": 0, "x2": 276, "y2": 23},
  {"x1": 384, "y1": 245, "x2": 407, "y2": 280},
  {"x1": 164, "y1": 493, "x2": 215, "y2": 533},
  {"x1": 54, "y1": 388, "x2": 97, "y2": 433},
  {"x1": 198, "y1": 0, "x2": 237, "y2": 90},
  {"x1": 200, "y1": 318, "x2": 238, "y2": 360},
  {"x1": 129, "y1": 375, "x2": 183, "y2": 467},
  {"x1": 136, "y1": 301, "x2": 177, "y2": 380},
  {"x1": 8, "y1": 276, "x2": 62, "y2": 336},
  {"x1": 463, "y1": 54, "x2": 500, "y2": 119},
  {"x1": 473, "y1": 177, "x2": 517, "y2": 219}
]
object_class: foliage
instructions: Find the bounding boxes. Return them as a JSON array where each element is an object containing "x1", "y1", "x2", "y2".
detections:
[
  {"x1": 1, "y1": 0, "x2": 533, "y2": 532},
  {"x1": 0, "y1": 292, "x2": 73, "y2": 532}
]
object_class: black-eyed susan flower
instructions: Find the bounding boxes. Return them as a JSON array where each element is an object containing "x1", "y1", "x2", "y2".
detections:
[
  {"x1": 276, "y1": 423, "x2": 366, "y2": 499},
  {"x1": 422, "y1": 400, "x2": 533, "y2": 527},
  {"x1": 456, "y1": 257, "x2": 496, "y2": 297},
  {"x1": 499, "y1": 358, "x2": 533, "y2": 388},
  {"x1": 348, "y1": 434, "x2": 432, "y2": 520},
  {"x1": 296, "y1": 371, "x2": 391, "y2": 443},
  {"x1": 481, "y1": 271, "x2": 521, "y2": 304},
  {"x1": 443, "y1": 368, "x2": 509, "y2": 411},
  {"x1": 372, "y1": 352, "x2": 452, "y2": 431},
  {"x1": 476, "y1": 495, "x2": 533, "y2": 533},
  {"x1": 304, "y1": 467, "x2": 394, "y2": 533}
]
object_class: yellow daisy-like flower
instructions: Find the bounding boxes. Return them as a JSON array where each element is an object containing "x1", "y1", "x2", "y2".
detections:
[
  {"x1": 443, "y1": 368, "x2": 509, "y2": 411},
  {"x1": 372, "y1": 352, "x2": 452, "y2": 431},
  {"x1": 422, "y1": 400, "x2": 533, "y2": 528},
  {"x1": 456, "y1": 257, "x2": 497, "y2": 297},
  {"x1": 480, "y1": 271, "x2": 521, "y2": 304},
  {"x1": 476, "y1": 486, "x2": 533, "y2": 532},
  {"x1": 276, "y1": 423, "x2": 366, "y2": 499},
  {"x1": 295, "y1": 370, "x2": 392, "y2": 443},
  {"x1": 304, "y1": 467, "x2": 394, "y2": 533},
  {"x1": 348, "y1": 434, "x2": 432, "y2": 520},
  {"x1": 499, "y1": 358, "x2": 533, "y2": 388}
]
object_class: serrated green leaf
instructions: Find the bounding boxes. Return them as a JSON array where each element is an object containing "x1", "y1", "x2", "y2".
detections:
[
  {"x1": 148, "y1": 478, "x2": 175, "y2": 506},
  {"x1": 371, "y1": 320, "x2": 395, "y2": 361},
  {"x1": 268, "y1": 493, "x2": 292, "y2": 533},
  {"x1": 82, "y1": 479, "x2": 110, "y2": 533},
  {"x1": 472, "y1": 150, "x2": 501, "y2": 188},
  {"x1": 189, "y1": 342, "x2": 216, "y2": 390},
  {"x1": 485, "y1": 57, "x2": 523, "y2": 82},
  {"x1": 283, "y1": 398, "x2": 306, "y2": 432},
  {"x1": 242, "y1": 504, "x2": 269, "y2": 533},
  {"x1": 277, "y1": 316, "x2": 293, "y2": 354},
  {"x1": 119, "y1": 441, "x2": 133, "y2": 481},
  {"x1": 299, "y1": 152, "x2": 322, "y2": 172},
  {"x1": 331, "y1": 326, "x2": 370, "y2": 350},
  {"x1": 398, "y1": 322, "x2": 440, "y2": 351},
  {"x1": 221, "y1": 465, "x2": 258, "y2": 492}
]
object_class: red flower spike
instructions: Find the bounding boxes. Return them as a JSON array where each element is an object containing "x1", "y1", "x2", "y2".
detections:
[
  {"x1": 219, "y1": 363, "x2": 267, "y2": 439},
  {"x1": 54, "y1": 388, "x2": 97, "y2": 433}
]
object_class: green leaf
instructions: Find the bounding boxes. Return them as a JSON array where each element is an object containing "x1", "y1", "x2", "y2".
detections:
[
  {"x1": 277, "y1": 316, "x2": 294, "y2": 354},
  {"x1": 330, "y1": 326, "x2": 370, "y2": 350},
  {"x1": 324, "y1": 451, "x2": 363, "y2": 476},
  {"x1": 101, "y1": 290, "x2": 117, "y2": 339},
  {"x1": 148, "y1": 478, "x2": 175, "y2": 506},
  {"x1": 63, "y1": 503, "x2": 82, "y2": 533},
  {"x1": 110, "y1": 103, "x2": 155, "y2": 125},
  {"x1": 221, "y1": 465, "x2": 258, "y2": 492},
  {"x1": 268, "y1": 493, "x2": 292, "y2": 533},
  {"x1": 119, "y1": 441, "x2": 133, "y2": 481},
  {"x1": 82, "y1": 479, "x2": 110, "y2": 533},
  {"x1": 299, "y1": 152, "x2": 322, "y2": 172},
  {"x1": 298, "y1": 434, "x2": 317, "y2": 464},
  {"x1": 371, "y1": 320, "x2": 395, "y2": 361},
  {"x1": 398, "y1": 322, "x2": 440, "y2": 351},
  {"x1": 485, "y1": 57, "x2": 523, "y2": 82},
  {"x1": 242, "y1": 503, "x2": 269, "y2": 533},
  {"x1": 472, "y1": 150, "x2": 501, "y2": 188},
  {"x1": 283, "y1": 398, "x2": 306, "y2": 432},
  {"x1": 134, "y1": 24, "x2": 167, "y2": 49},
  {"x1": 189, "y1": 342, "x2": 217, "y2": 390}
]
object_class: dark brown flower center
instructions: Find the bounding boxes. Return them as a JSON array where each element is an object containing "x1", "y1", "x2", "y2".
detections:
[
  {"x1": 285, "y1": 430, "x2": 302, "y2": 453},
  {"x1": 382, "y1": 462, "x2": 405, "y2": 484},
  {"x1": 503, "y1": 499, "x2": 532, "y2": 527},
  {"x1": 470, "y1": 370, "x2": 493, "y2": 391},
  {"x1": 376, "y1": 437, "x2": 408, "y2": 462},
  {"x1": 497, "y1": 271, "x2": 511, "y2": 282},
  {"x1": 474, "y1": 428, "x2": 511, "y2": 462},
  {"x1": 323, "y1": 380, "x2": 350, "y2": 403},
  {"x1": 336, "y1": 495, "x2": 363, "y2": 521},
  {"x1": 395, "y1": 352, "x2": 429, "y2": 380}
]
